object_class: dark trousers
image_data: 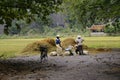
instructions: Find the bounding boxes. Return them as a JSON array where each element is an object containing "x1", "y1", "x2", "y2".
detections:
[
  {"x1": 39, "y1": 46, "x2": 48, "y2": 62},
  {"x1": 75, "y1": 45, "x2": 83, "y2": 55}
]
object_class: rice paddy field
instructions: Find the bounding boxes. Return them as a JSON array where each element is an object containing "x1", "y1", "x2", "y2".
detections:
[
  {"x1": 0, "y1": 39, "x2": 42, "y2": 58},
  {"x1": 0, "y1": 36, "x2": 120, "y2": 58},
  {"x1": 84, "y1": 37, "x2": 120, "y2": 48}
]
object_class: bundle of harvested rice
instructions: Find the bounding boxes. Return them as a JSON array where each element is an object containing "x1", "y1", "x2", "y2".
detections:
[
  {"x1": 41, "y1": 38, "x2": 56, "y2": 46},
  {"x1": 21, "y1": 38, "x2": 56, "y2": 54},
  {"x1": 62, "y1": 38, "x2": 76, "y2": 49},
  {"x1": 62, "y1": 38, "x2": 88, "y2": 49}
]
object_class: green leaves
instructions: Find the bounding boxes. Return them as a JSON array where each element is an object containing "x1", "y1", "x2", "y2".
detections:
[
  {"x1": 0, "y1": 0, "x2": 63, "y2": 34},
  {"x1": 0, "y1": 0, "x2": 62, "y2": 17},
  {"x1": 64, "y1": 0, "x2": 120, "y2": 28}
]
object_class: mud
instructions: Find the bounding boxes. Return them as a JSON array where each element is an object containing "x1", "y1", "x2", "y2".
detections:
[{"x1": 0, "y1": 51, "x2": 120, "y2": 80}]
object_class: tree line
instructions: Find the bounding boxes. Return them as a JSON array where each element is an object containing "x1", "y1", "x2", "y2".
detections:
[
  {"x1": 0, "y1": 0, "x2": 62, "y2": 35},
  {"x1": 64, "y1": 0, "x2": 120, "y2": 33},
  {"x1": 0, "y1": 0, "x2": 120, "y2": 35}
]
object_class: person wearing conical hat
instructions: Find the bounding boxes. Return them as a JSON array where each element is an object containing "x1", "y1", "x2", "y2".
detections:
[
  {"x1": 55, "y1": 35, "x2": 63, "y2": 56},
  {"x1": 75, "y1": 35, "x2": 84, "y2": 55}
]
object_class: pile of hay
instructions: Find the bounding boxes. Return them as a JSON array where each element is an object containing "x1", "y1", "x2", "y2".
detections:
[
  {"x1": 21, "y1": 38, "x2": 56, "y2": 54},
  {"x1": 62, "y1": 38, "x2": 88, "y2": 49},
  {"x1": 21, "y1": 37, "x2": 88, "y2": 55},
  {"x1": 42, "y1": 38, "x2": 56, "y2": 46},
  {"x1": 62, "y1": 38, "x2": 76, "y2": 49},
  {"x1": 96, "y1": 48, "x2": 111, "y2": 52}
]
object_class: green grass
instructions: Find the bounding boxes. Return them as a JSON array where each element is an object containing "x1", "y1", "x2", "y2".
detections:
[
  {"x1": 0, "y1": 39, "x2": 42, "y2": 58},
  {"x1": 0, "y1": 37, "x2": 120, "y2": 58},
  {"x1": 84, "y1": 37, "x2": 120, "y2": 48}
]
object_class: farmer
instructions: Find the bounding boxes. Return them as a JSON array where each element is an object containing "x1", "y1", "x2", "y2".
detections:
[
  {"x1": 55, "y1": 35, "x2": 63, "y2": 56},
  {"x1": 39, "y1": 45, "x2": 48, "y2": 62},
  {"x1": 75, "y1": 35, "x2": 84, "y2": 55}
]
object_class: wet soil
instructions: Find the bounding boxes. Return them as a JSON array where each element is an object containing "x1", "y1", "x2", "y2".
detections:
[{"x1": 0, "y1": 51, "x2": 120, "y2": 80}]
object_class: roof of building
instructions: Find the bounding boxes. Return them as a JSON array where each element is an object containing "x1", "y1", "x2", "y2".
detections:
[{"x1": 89, "y1": 25, "x2": 105, "y2": 31}]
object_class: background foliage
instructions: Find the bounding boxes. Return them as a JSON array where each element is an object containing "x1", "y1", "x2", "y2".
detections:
[
  {"x1": 0, "y1": 0, "x2": 120, "y2": 36},
  {"x1": 0, "y1": 0, "x2": 62, "y2": 35}
]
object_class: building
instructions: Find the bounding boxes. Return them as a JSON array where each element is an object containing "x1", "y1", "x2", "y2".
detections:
[
  {"x1": 89, "y1": 25, "x2": 105, "y2": 32},
  {"x1": 88, "y1": 24, "x2": 107, "y2": 36}
]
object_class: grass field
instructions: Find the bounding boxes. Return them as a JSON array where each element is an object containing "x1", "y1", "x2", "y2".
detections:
[
  {"x1": 0, "y1": 37, "x2": 120, "y2": 58},
  {"x1": 84, "y1": 37, "x2": 120, "y2": 48},
  {"x1": 0, "y1": 39, "x2": 42, "y2": 58}
]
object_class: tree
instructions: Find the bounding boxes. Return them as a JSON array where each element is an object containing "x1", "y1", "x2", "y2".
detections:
[
  {"x1": 105, "y1": 18, "x2": 120, "y2": 34},
  {"x1": 0, "y1": 0, "x2": 63, "y2": 35},
  {"x1": 63, "y1": 0, "x2": 120, "y2": 29}
]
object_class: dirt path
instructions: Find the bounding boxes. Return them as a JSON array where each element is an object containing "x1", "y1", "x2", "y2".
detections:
[{"x1": 0, "y1": 51, "x2": 120, "y2": 80}]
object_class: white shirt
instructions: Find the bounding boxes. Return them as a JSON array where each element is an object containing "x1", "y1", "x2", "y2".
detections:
[{"x1": 75, "y1": 38, "x2": 84, "y2": 45}]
